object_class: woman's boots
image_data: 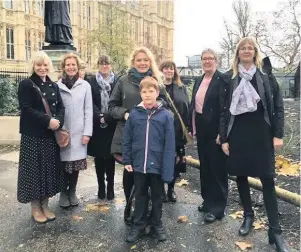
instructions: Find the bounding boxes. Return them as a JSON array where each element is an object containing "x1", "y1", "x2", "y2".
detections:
[
  {"x1": 59, "y1": 171, "x2": 79, "y2": 207},
  {"x1": 31, "y1": 198, "x2": 56, "y2": 223}
]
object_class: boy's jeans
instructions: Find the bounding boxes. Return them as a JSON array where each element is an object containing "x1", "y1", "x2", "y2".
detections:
[{"x1": 133, "y1": 172, "x2": 163, "y2": 229}]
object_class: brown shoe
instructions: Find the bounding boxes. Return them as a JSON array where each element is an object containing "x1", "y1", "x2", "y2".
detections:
[
  {"x1": 31, "y1": 200, "x2": 47, "y2": 223},
  {"x1": 41, "y1": 198, "x2": 56, "y2": 221}
]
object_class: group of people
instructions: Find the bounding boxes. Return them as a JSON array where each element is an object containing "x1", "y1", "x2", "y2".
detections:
[{"x1": 17, "y1": 36, "x2": 288, "y2": 252}]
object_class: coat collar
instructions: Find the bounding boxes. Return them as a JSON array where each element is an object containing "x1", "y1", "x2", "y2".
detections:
[{"x1": 57, "y1": 78, "x2": 84, "y2": 93}]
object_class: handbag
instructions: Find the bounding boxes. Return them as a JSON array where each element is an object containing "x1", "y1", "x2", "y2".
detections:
[{"x1": 30, "y1": 79, "x2": 70, "y2": 148}]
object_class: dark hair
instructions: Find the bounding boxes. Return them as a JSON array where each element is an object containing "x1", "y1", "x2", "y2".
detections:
[
  {"x1": 97, "y1": 55, "x2": 111, "y2": 65},
  {"x1": 159, "y1": 60, "x2": 182, "y2": 86}
]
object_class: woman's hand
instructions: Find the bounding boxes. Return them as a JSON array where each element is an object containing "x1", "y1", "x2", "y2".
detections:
[
  {"x1": 82, "y1": 136, "x2": 90, "y2": 145},
  {"x1": 124, "y1": 112, "x2": 129, "y2": 121},
  {"x1": 273, "y1": 137, "x2": 284, "y2": 151},
  {"x1": 222, "y1": 142, "x2": 230, "y2": 156},
  {"x1": 125, "y1": 165, "x2": 133, "y2": 172},
  {"x1": 49, "y1": 118, "x2": 60, "y2": 130}
]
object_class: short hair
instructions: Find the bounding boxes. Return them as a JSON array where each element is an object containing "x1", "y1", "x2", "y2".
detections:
[
  {"x1": 97, "y1": 55, "x2": 111, "y2": 65},
  {"x1": 139, "y1": 76, "x2": 160, "y2": 92},
  {"x1": 159, "y1": 60, "x2": 182, "y2": 86},
  {"x1": 28, "y1": 51, "x2": 53, "y2": 74},
  {"x1": 201, "y1": 48, "x2": 218, "y2": 62},
  {"x1": 60, "y1": 53, "x2": 81, "y2": 75}
]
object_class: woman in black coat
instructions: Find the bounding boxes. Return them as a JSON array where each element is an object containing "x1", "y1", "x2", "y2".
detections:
[
  {"x1": 108, "y1": 47, "x2": 162, "y2": 223},
  {"x1": 189, "y1": 49, "x2": 228, "y2": 223},
  {"x1": 17, "y1": 51, "x2": 65, "y2": 223},
  {"x1": 219, "y1": 37, "x2": 288, "y2": 252},
  {"x1": 87, "y1": 55, "x2": 117, "y2": 200},
  {"x1": 159, "y1": 60, "x2": 189, "y2": 202}
]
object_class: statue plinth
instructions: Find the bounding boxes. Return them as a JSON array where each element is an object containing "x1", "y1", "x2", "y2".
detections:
[{"x1": 42, "y1": 44, "x2": 78, "y2": 81}]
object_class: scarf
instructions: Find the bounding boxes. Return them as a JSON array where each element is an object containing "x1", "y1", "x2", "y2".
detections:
[
  {"x1": 62, "y1": 73, "x2": 79, "y2": 90},
  {"x1": 96, "y1": 71, "x2": 114, "y2": 113},
  {"x1": 128, "y1": 68, "x2": 153, "y2": 82},
  {"x1": 230, "y1": 64, "x2": 260, "y2": 115}
]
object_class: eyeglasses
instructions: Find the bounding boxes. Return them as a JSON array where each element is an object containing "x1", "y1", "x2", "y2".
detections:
[
  {"x1": 239, "y1": 46, "x2": 255, "y2": 51},
  {"x1": 201, "y1": 57, "x2": 215, "y2": 61}
]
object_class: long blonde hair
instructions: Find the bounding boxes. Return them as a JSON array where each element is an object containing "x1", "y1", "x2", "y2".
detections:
[
  {"x1": 129, "y1": 47, "x2": 162, "y2": 84},
  {"x1": 231, "y1": 37, "x2": 262, "y2": 78}
]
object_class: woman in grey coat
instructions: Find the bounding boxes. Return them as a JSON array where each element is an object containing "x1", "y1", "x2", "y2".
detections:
[{"x1": 57, "y1": 53, "x2": 93, "y2": 208}]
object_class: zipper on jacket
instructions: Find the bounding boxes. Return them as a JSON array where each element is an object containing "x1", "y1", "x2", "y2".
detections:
[{"x1": 143, "y1": 114, "x2": 151, "y2": 174}]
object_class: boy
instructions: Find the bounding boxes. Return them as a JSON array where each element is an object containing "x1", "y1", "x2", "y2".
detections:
[{"x1": 122, "y1": 76, "x2": 175, "y2": 243}]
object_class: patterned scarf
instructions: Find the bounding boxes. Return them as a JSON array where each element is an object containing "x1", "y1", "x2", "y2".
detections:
[
  {"x1": 230, "y1": 64, "x2": 260, "y2": 115},
  {"x1": 128, "y1": 68, "x2": 153, "y2": 82},
  {"x1": 96, "y1": 71, "x2": 115, "y2": 113}
]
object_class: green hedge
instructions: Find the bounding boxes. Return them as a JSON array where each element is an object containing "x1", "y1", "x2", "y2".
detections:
[{"x1": 0, "y1": 77, "x2": 19, "y2": 115}]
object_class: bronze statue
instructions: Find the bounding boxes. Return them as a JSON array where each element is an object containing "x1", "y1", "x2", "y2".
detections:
[{"x1": 44, "y1": 0, "x2": 73, "y2": 46}]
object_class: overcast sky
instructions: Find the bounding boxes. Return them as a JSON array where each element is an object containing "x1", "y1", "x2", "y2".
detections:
[{"x1": 173, "y1": 0, "x2": 280, "y2": 66}]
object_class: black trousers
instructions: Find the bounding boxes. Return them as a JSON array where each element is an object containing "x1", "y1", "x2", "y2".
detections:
[
  {"x1": 237, "y1": 176, "x2": 281, "y2": 232},
  {"x1": 133, "y1": 172, "x2": 163, "y2": 229},
  {"x1": 195, "y1": 113, "x2": 228, "y2": 217},
  {"x1": 94, "y1": 156, "x2": 115, "y2": 192}
]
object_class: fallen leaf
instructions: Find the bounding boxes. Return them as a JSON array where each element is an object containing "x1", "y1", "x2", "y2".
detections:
[
  {"x1": 115, "y1": 198, "x2": 125, "y2": 205},
  {"x1": 229, "y1": 210, "x2": 244, "y2": 219},
  {"x1": 175, "y1": 179, "x2": 189, "y2": 187},
  {"x1": 253, "y1": 221, "x2": 265, "y2": 230},
  {"x1": 71, "y1": 215, "x2": 84, "y2": 221},
  {"x1": 85, "y1": 203, "x2": 110, "y2": 213},
  {"x1": 131, "y1": 245, "x2": 137, "y2": 249},
  {"x1": 275, "y1": 156, "x2": 300, "y2": 176},
  {"x1": 177, "y1": 215, "x2": 188, "y2": 223},
  {"x1": 235, "y1": 241, "x2": 253, "y2": 250}
]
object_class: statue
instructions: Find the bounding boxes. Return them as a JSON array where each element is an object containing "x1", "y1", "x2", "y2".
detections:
[{"x1": 44, "y1": 0, "x2": 73, "y2": 46}]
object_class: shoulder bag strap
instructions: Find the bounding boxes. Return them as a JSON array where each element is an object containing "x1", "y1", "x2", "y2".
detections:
[{"x1": 29, "y1": 79, "x2": 52, "y2": 117}]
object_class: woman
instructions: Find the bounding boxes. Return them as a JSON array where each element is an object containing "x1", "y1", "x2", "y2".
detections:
[
  {"x1": 159, "y1": 60, "x2": 189, "y2": 202},
  {"x1": 109, "y1": 46, "x2": 161, "y2": 223},
  {"x1": 17, "y1": 51, "x2": 65, "y2": 223},
  {"x1": 87, "y1": 55, "x2": 117, "y2": 200},
  {"x1": 219, "y1": 37, "x2": 287, "y2": 252},
  {"x1": 57, "y1": 53, "x2": 93, "y2": 208},
  {"x1": 189, "y1": 49, "x2": 228, "y2": 223}
]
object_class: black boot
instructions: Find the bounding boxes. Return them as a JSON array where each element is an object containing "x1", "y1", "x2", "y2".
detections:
[
  {"x1": 95, "y1": 157, "x2": 106, "y2": 199},
  {"x1": 167, "y1": 183, "x2": 177, "y2": 202},
  {"x1": 239, "y1": 216, "x2": 254, "y2": 236},
  {"x1": 69, "y1": 171, "x2": 79, "y2": 206},
  {"x1": 107, "y1": 182, "x2": 115, "y2": 200},
  {"x1": 126, "y1": 227, "x2": 144, "y2": 243},
  {"x1": 198, "y1": 203, "x2": 207, "y2": 213},
  {"x1": 124, "y1": 196, "x2": 133, "y2": 225},
  {"x1": 268, "y1": 229, "x2": 289, "y2": 252},
  {"x1": 152, "y1": 226, "x2": 167, "y2": 241}
]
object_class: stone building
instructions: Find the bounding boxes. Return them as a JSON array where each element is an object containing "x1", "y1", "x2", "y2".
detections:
[{"x1": 0, "y1": 0, "x2": 174, "y2": 71}]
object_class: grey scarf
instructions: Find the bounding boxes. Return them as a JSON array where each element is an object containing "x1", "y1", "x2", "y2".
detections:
[
  {"x1": 230, "y1": 64, "x2": 260, "y2": 115},
  {"x1": 96, "y1": 72, "x2": 114, "y2": 113}
]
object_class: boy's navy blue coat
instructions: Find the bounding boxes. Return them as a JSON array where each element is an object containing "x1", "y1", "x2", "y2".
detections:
[{"x1": 122, "y1": 101, "x2": 175, "y2": 183}]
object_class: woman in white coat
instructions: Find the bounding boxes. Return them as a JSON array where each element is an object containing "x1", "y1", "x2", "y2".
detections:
[{"x1": 57, "y1": 53, "x2": 93, "y2": 207}]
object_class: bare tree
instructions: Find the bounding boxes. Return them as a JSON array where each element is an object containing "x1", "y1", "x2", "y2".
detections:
[
  {"x1": 219, "y1": 0, "x2": 252, "y2": 67},
  {"x1": 255, "y1": 0, "x2": 300, "y2": 71}
]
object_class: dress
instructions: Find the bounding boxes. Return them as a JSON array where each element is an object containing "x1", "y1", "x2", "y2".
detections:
[{"x1": 227, "y1": 77, "x2": 275, "y2": 178}]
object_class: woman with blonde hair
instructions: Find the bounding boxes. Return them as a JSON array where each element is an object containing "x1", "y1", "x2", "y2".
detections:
[
  {"x1": 159, "y1": 60, "x2": 189, "y2": 202},
  {"x1": 109, "y1": 46, "x2": 161, "y2": 223},
  {"x1": 219, "y1": 37, "x2": 287, "y2": 251},
  {"x1": 57, "y1": 53, "x2": 93, "y2": 208},
  {"x1": 17, "y1": 51, "x2": 65, "y2": 223}
]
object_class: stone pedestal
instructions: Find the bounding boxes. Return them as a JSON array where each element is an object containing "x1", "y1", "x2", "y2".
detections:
[{"x1": 42, "y1": 44, "x2": 78, "y2": 81}]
